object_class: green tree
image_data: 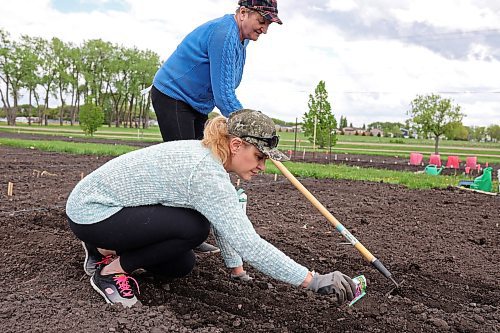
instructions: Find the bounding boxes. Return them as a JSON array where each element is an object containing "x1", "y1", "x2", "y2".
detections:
[
  {"x1": 80, "y1": 39, "x2": 113, "y2": 108},
  {"x1": 407, "y1": 94, "x2": 464, "y2": 154},
  {"x1": 0, "y1": 33, "x2": 28, "y2": 125},
  {"x1": 66, "y1": 43, "x2": 83, "y2": 125},
  {"x1": 368, "y1": 121, "x2": 405, "y2": 137},
  {"x1": 52, "y1": 37, "x2": 72, "y2": 125},
  {"x1": 0, "y1": 29, "x2": 14, "y2": 122},
  {"x1": 444, "y1": 121, "x2": 468, "y2": 141},
  {"x1": 467, "y1": 126, "x2": 486, "y2": 141},
  {"x1": 302, "y1": 80, "x2": 337, "y2": 149},
  {"x1": 339, "y1": 115, "x2": 348, "y2": 128},
  {"x1": 38, "y1": 38, "x2": 58, "y2": 125},
  {"x1": 486, "y1": 124, "x2": 500, "y2": 141},
  {"x1": 18, "y1": 35, "x2": 44, "y2": 125},
  {"x1": 79, "y1": 102, "x2": 104, "y2": 136}
]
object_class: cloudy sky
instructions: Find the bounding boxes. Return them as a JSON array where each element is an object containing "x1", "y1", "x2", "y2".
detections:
[{"x1": 1, "y1": 0, "x2": 499, "y2": 126}]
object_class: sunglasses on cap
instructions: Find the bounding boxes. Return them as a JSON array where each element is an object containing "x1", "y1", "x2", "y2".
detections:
[{"x1": 240, "y1": 135, "x2": 280, "y2": 148}]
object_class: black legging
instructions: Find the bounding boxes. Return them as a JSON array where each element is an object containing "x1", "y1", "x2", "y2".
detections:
[
  {"x1": 68, "y1": 205, "x2": 210, "y2": 277},
  {"x1": 151, "y1": 85, "x2": 208, "y2": 141}
]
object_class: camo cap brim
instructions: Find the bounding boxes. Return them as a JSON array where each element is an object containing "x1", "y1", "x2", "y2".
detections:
[{"x1": 228, "y1": 109, "x2": 289, "y2": 161}]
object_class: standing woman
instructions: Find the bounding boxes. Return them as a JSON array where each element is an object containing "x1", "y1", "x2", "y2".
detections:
[
  {"x1": 66, "y1": 109, "x2": 357, "y2": 307},
  {"x1": 151, "y1": 0, "x2": 282, "y2": 253},
  {"x1": 152, "y1": 0, "x2": 282, "y2": 140}
]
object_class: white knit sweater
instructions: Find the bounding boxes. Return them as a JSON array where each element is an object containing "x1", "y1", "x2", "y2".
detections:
[{"x1": 66, "y1": 140, "x2": 308, "y2": 286}]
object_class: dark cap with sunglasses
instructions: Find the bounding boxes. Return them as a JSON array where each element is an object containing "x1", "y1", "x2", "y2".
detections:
[{"x1": 227, "y1": 109, "x2": 289, "y2": 161}]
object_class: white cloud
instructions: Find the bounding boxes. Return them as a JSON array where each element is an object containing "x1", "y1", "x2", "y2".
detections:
[
  {"x1": 326, "y1": 0, "x2": 358, "y2": 12},
  {"x1": 391, "y1": 0, "x2": 500, "y2": 30}
]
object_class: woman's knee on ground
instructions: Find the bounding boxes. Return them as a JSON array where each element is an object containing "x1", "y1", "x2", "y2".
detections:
[{"x1": 144, "y1": 251, "x2": 196, "y2": 278}]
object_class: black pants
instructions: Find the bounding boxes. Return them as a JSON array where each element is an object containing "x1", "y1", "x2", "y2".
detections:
[
  {"x1": 68, "y1": 205, "x2": 210, "y2": 277},
  {"x1": 151, "y1": 85, "x2": 208, "y2": 141}
]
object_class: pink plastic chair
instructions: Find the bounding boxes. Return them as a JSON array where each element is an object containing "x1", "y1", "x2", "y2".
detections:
[
  {"x1": 465, "y1": 156, "x2": 477, "y2": 170},
  {"x1": 445, "y1": 156, "x2": 459, "y2": 169},
  {"x1": 409, "y1": 152, "x2": 423, "y2": 166},
  {"x1": 429, "y1": 154, "x2": 442, "y2": 167}
]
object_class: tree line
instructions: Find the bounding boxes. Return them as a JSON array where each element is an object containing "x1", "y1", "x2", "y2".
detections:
[{"x1": 0, "y1": 29, "x2": 161, "y2": 128}]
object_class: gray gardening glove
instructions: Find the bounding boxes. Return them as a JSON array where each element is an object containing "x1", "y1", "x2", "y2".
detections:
[
  {"x1": 230, "y1": 271, "x2": 253, "y2": 282},
  {"x1": 307, "y1": 271, "x2": 357, "y2": 305}
]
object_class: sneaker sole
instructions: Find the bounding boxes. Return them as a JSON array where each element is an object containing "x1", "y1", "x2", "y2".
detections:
[
  {"x1": 194, "y1": 248, "x2": 221, "y2": 254},
  {"x1": 82, "y1": 241, "x2": 94, "y2": 276}
]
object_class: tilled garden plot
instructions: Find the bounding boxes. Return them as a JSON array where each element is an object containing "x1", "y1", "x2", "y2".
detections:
[{"x1": 0, "y1": 146, "x2": 499, "y2": 333}]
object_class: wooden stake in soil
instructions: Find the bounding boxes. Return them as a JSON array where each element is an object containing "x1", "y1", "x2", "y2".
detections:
[
  {"x1": 7, "y1": 182, "x2": 13, "y2": 196},
  {"x1": 80, "y1": 172, "x2": 84, "y2": 180}
]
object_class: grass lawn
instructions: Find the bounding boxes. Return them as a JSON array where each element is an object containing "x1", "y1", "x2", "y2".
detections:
[{"x1": 1, "y1": 122, "x2": 499, "y2": 164}]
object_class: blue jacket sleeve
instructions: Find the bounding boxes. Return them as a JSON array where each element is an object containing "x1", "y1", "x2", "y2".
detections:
[{"x1": 207, "y1": 21, "x2": 244, "y2": 117}]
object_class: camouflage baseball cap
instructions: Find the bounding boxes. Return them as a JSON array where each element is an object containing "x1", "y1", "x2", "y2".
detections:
[{"x1": 228, "y1": 109, "x2": 289, "y2": 161}]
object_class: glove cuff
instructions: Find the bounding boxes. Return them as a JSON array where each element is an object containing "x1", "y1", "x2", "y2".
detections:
[
  {"x1": 230, "y1": 271, "x2": 253, "y2": 282},
  {"x1": 306, "y1": 272, "x2": 321, "y2": 291}
]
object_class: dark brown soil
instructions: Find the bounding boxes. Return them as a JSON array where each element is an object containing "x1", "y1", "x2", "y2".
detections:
[{"x1": 0, "y1": 144, "x2": 499, "y2": 333}]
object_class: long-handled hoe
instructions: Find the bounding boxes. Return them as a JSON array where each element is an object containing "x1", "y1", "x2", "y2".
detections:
[{"x1": 271, "y1": 160, "x2": 401, "y2": 290}]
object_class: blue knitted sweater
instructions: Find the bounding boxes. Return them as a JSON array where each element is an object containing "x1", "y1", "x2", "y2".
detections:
[
  {"x1": 66, "y1": 141, "x2": 308, "y2": 286},
  {"x1": 153, "y1": 14, "x2": 247, "y2": 117}
]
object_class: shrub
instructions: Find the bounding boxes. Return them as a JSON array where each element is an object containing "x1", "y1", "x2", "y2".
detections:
[{"x1": 79, "y1": 104, "x2": 104, "y2": 136}]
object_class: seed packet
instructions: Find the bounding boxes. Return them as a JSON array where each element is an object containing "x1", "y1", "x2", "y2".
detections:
[{"x1": 348, "y1": 275, "x2": 367, "y2": 306}]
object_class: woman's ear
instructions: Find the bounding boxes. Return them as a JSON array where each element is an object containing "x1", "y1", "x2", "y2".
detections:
[{"x1": 229, "y1": 137, "x2": 243, "y2": 155}]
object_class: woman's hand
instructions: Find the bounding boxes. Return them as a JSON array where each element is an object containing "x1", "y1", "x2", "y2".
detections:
[{"x1": 305, "y1": 271, "x2": 357, "y2": 305}]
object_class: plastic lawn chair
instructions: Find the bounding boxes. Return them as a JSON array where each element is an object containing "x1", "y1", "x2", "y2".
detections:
[
  {"x1": 470, "y1": 167, "x2": 493, "y2": 192},
  {"x1": 465, "y1": 156, "x2": 477, "y2": 170},
  {"x1": 445, "y1": 156, "x2": 460, "y2": 169},
  {"x1": 409, "y1": 152, "x2": 423, "y2": 166},
  {"x1": 424, "y1": 164, "x2": 443, "y2": 175},
  {"x1": 429, "y1": 154, "x2": 442, "y2": 167}
]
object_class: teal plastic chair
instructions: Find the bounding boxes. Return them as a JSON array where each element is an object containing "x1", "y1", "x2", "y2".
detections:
[
  {"x1": 470, "y1": 167, "x2": 493, "y2": 192},
  {"x1": 424, "y1": 164, "x2": 443, "y2": 175}
]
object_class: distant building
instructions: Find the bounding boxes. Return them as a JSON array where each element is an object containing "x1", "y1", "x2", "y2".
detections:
[
  {"x1": 400, "y1": 128, "x2": 418, "y2": 139},
  {"x1": 342, "y1": 127, "x2": 366, "y2": 135},
  {"x1": 369, "y1": 128, "x2": 384, "y2": 137},
  {"x1": 15, "y1": 116, "x2": 41, "y2": 123},
  {"x1": 276, "y1": 125, "x2": 302, "y2": 133}
]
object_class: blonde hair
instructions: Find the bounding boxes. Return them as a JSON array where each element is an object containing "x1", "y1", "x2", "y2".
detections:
[{"x1": 201, "y1": 116, "x2": 232, "y2": 165}]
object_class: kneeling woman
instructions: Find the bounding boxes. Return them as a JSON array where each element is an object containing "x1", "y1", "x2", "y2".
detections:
[{"x1": 66, "y1": 109, "x2": 356, "y2": 307}]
